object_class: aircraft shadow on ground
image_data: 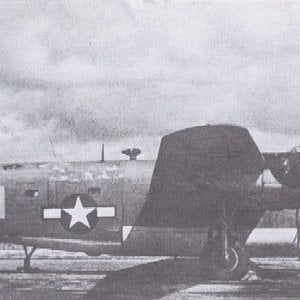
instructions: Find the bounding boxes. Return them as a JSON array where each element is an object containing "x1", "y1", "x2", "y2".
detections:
[
  {"x1": 87, "y1": 258, "x2": 206, "y2": 300},
  {"x1": 86, "y1": 258, "x2": 300, "y2": 300}
]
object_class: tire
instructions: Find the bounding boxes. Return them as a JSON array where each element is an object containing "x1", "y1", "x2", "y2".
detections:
[{"x1": 201, "y1": 240, "x2": 249, "y2": 280}]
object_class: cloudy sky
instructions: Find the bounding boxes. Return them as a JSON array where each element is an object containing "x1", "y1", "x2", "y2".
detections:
[{"x1": 0, "y1": 0, "x2": 299, "y2": 162}]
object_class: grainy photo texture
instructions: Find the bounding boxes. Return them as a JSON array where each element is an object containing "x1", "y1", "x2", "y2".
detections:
[{"x1": 0, "y1": 1, "x2": 299, "y2": 299}]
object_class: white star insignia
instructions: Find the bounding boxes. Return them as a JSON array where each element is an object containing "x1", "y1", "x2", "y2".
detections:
[{"x1": 63, "y1": 196, "x2": 95, "y2": 228}]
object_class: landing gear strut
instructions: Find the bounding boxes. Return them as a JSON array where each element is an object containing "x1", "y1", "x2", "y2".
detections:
[
  {"x1": 203, "y1": 239, "x2": 249, "y2": 280},
  {"x1": 17, "y1": 246, "x2": 38, "y2": 273},
  {"x1": 201, "y1": 202, "x2": 249, "y2": 280}
]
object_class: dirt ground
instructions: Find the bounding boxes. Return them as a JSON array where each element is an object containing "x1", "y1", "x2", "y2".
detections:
[{"x1": 0, "y1": 253, "x2": 300, "y2": 299}]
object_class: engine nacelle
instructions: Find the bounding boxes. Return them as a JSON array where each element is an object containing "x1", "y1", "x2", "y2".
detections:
[{"x1": 263, "y1": 146, "x2": 300, "y2": 188}]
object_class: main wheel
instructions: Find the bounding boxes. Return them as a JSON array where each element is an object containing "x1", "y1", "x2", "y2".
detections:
[{"x1": 201, "y1": 240, "x2": 249, "y2": 280}]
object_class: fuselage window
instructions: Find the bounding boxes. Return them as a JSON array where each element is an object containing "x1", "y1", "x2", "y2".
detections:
[{"x1": 25, "y1": 189, "x2": 39, "y2": 198}]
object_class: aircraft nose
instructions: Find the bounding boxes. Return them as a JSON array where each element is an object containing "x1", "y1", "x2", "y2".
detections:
[
  {"x1": 0, "y1": 185, "x2": 9, "y2": 240},
  {"x1": 0, "y1": 186, "x2": 5, "y2": 220}
]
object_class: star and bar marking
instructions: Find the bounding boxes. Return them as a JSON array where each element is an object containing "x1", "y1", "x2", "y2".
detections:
[
  {"x1": 43, "y1": 193, "x2": 115, "y2": 234},
  {"x1": 63, "y1": 197, "x2": 95, "y2": 228}
]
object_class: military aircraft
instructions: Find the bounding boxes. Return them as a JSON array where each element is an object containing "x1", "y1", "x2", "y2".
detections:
[{"x1": 0, "y1": 124, "x2": 299, "y2": 280}]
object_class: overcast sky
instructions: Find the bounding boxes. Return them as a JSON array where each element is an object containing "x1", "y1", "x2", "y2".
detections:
[{"x1": 0, "y1": 0, "x2": 299, "y2": 162}]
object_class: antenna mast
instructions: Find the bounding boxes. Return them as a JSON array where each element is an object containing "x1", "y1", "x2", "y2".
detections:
[
  {"x1": 49, "y1": 137, "x2": 57, "y2": 161},
  {"x1": 101, "y1": 144, "x2": 105, "y2": 162}
]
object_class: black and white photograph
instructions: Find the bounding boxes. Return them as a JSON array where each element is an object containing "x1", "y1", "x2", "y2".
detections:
[{"x1": 0, "y1": 0, "x2": 299, "y2": 299}]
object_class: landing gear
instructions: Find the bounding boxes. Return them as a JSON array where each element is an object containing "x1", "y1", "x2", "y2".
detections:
[
  {"x1": 201, "y1": 239, "x2": 249, "y2": 280},
  {"x1": 17, "y1": 246, "x2": 38, "y2": 273},
  {"x1": 201, "y1": 201, "x2": 250, "y2": 280}
]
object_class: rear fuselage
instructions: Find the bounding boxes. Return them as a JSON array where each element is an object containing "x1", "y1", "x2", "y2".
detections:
[{"x1": 0, "y1": 158, "x2": 276, "y2": 257}]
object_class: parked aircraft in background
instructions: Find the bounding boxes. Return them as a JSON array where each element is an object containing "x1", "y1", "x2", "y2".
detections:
[{"x1": 0, "y1": 124, "x2": 299, "y2": 280}]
